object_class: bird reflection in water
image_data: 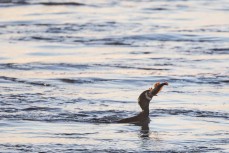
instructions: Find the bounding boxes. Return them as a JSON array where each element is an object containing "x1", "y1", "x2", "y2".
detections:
[{"x1": 139, "y1": 121, "x2": 150, "y2": 139}]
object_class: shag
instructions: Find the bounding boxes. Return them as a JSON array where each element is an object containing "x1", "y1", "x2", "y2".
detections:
[{"x1": 117, "y1": 82, "x2": 168, "y2": 123}]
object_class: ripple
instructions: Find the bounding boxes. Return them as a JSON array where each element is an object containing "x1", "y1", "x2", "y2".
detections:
[
  {"x1": 2, "y1": 21, "x2": 228, "y2": 46},
  {"x1": 38, "y1": 2, "x2": 85, "y2": 6},
  {"x1": 0, "y1": 63, "x2": 90, "y2": 71},
  {"x1": 95, "y1": 63, "x2": 170, "y2": 71},
  {"x1": 13, "y1": 33, "x2": 228, "y2": 45},
  {"x1": 0, "y1": 76, "x2": 51, "y2": 87},
  {"x1": 0, "y1": 0, "x2": 228, "y2": 152},
  {"x1": 151, "y1": 109, "x2": 229, "y2": 120},
  {"x1": 207, "y1": 48, "x2": 229, "y2": 54},
  {"x1": 0, "y1": 106, "x2": 131, "y2": 123},
  {"x1": 166, "y1": 75, "x2": 229, "y2": 85},
  {"x1": 0, "y1": 1, "x2": 85, "y2": 7},
  {"x1": 1, "y1": 105, "x2": 227, "y2": 123},
  {"x1": 22, "y1": 106, "x2": 60, "y2": 112},
  {"x1": 59, "y1": 78, "x2": 112, "y2": 84}
]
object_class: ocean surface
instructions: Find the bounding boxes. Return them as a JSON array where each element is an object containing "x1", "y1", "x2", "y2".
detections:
[{"x1": 0, "y1": 0, "x2": 229, "y2": 152}]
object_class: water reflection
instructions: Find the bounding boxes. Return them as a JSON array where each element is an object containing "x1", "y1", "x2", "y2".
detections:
[
  {"x1": 137, "y1": 119, "x2": 163, "y2": 151},
  {"x1": 138, "y1": 118, "x2": 160, "y2": 141},
  {"x1": 136, "y1": 118, "x2": 150, "y2": 138},
  {"x1": 140, "y1": 121, "x2": 150, "y2": 138}
]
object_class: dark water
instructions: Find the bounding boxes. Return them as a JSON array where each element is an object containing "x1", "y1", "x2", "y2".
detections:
[{"x1": 0, "y1": 0, "x2": 229, "y2": 152}]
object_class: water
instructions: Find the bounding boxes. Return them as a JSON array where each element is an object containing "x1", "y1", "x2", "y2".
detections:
[{"x1": 0, "y1": 0, "x2": 229, "y2": 152}]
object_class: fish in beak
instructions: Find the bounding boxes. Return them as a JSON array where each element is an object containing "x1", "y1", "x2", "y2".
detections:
[{"x1": 149, "y1": 82, "x2": 168, "y2": 96}]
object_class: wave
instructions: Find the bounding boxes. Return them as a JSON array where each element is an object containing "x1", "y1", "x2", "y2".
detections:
[
  {"x1": 178, "y1": 25, "x2": 229, "y2": 33},
  {"x1": 0, "y1": 73, "x2": 228, "y2": 87},
  {"x1": 59, "y1": 78, "x2": 112, "y2": 84},
  {"x1": 1, "y1": 22, "x2": 227, "y2": 45},
  {"x1": 94, "y1": 63, "x2": 170, "y2": 71},
  {"x1": 0, "y1": 107, "x2": 227, "y2": 123},
  {"x1": 0, "y1": 1, "x2": 85, "y2": 7},
  {"x1": 0, "y1": 63, "x2": 90, "y2": 70},
  {"x1": 206, "y1": 48, "x2": 229, "y2": 54},
  {"x1": 22, "y1": 106, "x2": 60, "y2": 112},
  {"x1": 0, "y1": 143, "x2": 224, "y2": 153},
  {"x1": 0, "y1": 76, "x2": 51, "y2": 87},
  {"x1": 166, "y1": 76, "x2": 229, "y2": 85},
  {"x1": 151, "y1": 109, "x2": 229, "y2": 120},
  {"x1": 0, "y1": 62, "x2": 170, "y2": 71},
  {"x1": 37, "y1": 2, "x2": 85, "y2": 6},
  {"x1": 15, "y1": 33, "x2": 228, "y2": 45}
]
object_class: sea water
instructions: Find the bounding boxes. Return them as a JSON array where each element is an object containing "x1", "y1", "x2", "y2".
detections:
[{"x1": 0, "y1": 0, "x2": 228, "y2": 152}]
